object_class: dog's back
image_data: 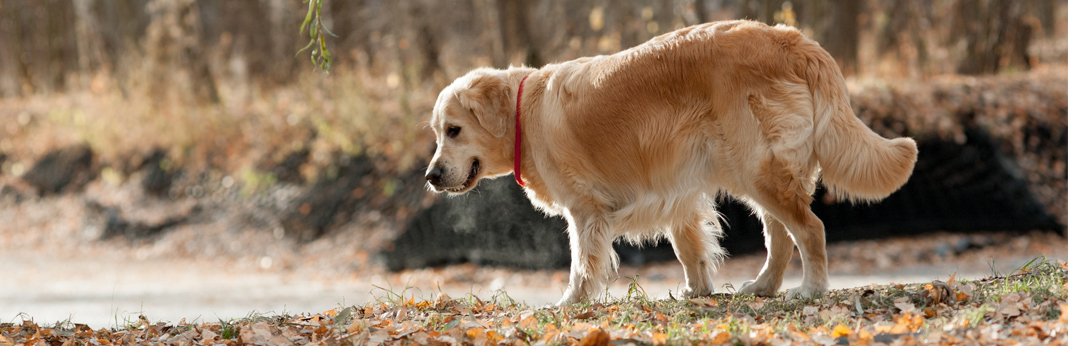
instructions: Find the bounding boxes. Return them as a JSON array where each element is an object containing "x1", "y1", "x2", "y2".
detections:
[{"x1": 533, "y1": 20, "x2": 916, "y2": 207}]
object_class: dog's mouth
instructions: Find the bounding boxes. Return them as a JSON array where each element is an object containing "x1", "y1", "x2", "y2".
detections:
[{"x1": 442, "y1": 158, "x2": 480, "y2": 193}]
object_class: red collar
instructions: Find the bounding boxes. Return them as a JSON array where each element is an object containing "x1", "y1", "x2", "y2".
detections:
[{"x1": 514, "y1": 74, "x2": 531, "y2": 187}]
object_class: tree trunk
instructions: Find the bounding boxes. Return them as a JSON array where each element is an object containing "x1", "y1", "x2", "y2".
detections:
[
  {"x1": 72, "y1": 0, "x2": 104, "y2": 90},
  {"x1": 474, "y1": 0, "x2": 506, "y2": 68},
  {"x1": 955, "y1": 0, "x2": 1032, "y2": 75},
  {"x1": 144, "y1": 0, "x2": 218, "y2": 104},
  {"x1": 496, "y1": 0, "x2": 541, "y2": 67},
  {"x1": 0, "y1": 2, "x2": 25, "y2": 97},
  {"x1": 693, "y1": 0, "x2": 709, "y2": 24},
  {"x1": 821, "y1": 0, "x2": 859, "y2": 76}
]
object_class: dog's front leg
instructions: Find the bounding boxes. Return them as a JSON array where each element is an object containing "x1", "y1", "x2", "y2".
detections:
[{"x1": 557, "y1": 212, "x2": 615, "y2": 306}]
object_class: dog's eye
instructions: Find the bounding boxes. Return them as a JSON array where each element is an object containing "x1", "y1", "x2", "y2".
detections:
[{"x1": 446, "y1": 126, "x2": 461, "y2": 138}]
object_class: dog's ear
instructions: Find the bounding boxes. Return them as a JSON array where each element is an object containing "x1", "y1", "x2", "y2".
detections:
[{"x1": 457, "y1": 74, "x2": 511, "y2": 138}]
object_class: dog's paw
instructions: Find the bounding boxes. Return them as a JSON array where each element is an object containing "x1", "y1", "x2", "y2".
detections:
[
  {"x1": 785, "y1": 285, "x2": 826, "y2": 300},
  {"x1": 679, "y1": 286, "x2": 713, "y2": 299},
  {"x1": 556, "y1": 288, "x2": 585, "y2": 306},
  {"x1": 737, "y1": 280, "x2": 779, "y2": 297}
]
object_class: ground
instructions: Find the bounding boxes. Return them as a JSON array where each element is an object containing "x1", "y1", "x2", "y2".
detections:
[
  {"x1": 1, "y1": 190, "x2": 1066, "y2": 344},
  {"x1": 2, "y1": 255, "x2": 1066, "y2": 345},
  {"x1": 1, "y1": 68, "x2": 1067, "y2": 340}
]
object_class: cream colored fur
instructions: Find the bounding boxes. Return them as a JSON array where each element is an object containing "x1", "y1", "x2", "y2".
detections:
[{"x1": 425, "y1": 20, "x2": 918, "y2": 305}]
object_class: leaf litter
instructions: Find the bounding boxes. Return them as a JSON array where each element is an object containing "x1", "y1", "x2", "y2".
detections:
[{"x1": 2, "y1": 258, "x2": 1066, "y2": 345}]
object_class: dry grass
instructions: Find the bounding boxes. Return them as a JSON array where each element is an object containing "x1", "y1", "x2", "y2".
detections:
[{"x1": 0, "y1": 64, "x2": 438, "y2": 193}]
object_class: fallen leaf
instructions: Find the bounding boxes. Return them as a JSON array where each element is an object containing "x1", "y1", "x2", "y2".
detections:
[
  {"x1": 540, "y1": 325, "x2": 559, "y2": 343},
  {"x1": 486, "y1": 330, "x2": 503, "y2": 344},
  {"x1": 811, "y1": 333, "x2": 837, "y2": 345},
  {"x1": 709, "y1": 330, "x2": 730, "y2": 344},
  {"x1": 820, "y1": 305, "x2": 849, "y2": 322},
  {"x1": 831, "y1": 324, "x2": 851, "y2": 338},
  {"x1": 518, "y1": 316, "x2": 537, "y2": 329},
  {"x1": 577, "y1": 327, "x2": 609, "y2": 346},
  {"x1": 200, "y1": 329, "x2": 218, "y2": 342},
  {"x1": 435, "y1": 334, "x2": 458, "y2": 345},
  {"x1": 410, "y1": 331, "x2": 431, "y2": 344},
  {"x1": 252, "y1": 321, "x2": 275, "y2": 340},
  {"x1": 688, "y1": 298, "x2": 718, "y2": 307},
  {"x1": 892, "y1": 313, "x2": 925, "y2": 333},
  {"x1": 649, "y1": 331, "x2": 669, "y2": 345},
  {"x1": 849, "y1": 328, "x2": 874, "y2": 345},
  {"x1": 368, "y1": 330, "x2": 390, "y2": 345},
  {"x1": 894, "y1": 301, "x2": 917, "y2": 314},
  {"x1": 465, "y1": 328, "x2": 486, "y2": 344},
  {"x1": 573, "y1": 310, "x2": 595, "y2": 320},
  {"x1": 997, "y1": 293, "x2": 1024, "y2": 318}
]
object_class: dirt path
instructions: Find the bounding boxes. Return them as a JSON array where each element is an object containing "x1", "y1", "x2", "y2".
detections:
[
  {"x1": 2, "y1": 195, "x2": 1065, "y2": 328},
  {"x1": 4, "y1": 234, "x2": 1063, "y2": 328}
]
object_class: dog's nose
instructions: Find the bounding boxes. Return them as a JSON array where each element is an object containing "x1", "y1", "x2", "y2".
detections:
[{"x1": 425, "y1": 167, "x2": 443, "y2": 185}]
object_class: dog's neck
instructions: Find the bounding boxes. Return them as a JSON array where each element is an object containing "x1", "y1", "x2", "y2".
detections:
[{"x1": 503, "y1": 67, "x2": 546, "y2": 192}]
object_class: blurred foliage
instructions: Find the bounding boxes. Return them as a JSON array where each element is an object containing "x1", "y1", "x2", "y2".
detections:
[
  {"x1": 1, "y1": 0, "x2": 1063, "y2": 98},
  {"x1": 0, "y1": 0, "x2": 1063, "y2": 201}
]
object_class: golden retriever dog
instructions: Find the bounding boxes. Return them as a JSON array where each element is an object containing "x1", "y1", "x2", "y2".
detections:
[{"x1": 425, "y1": 20, "x2": 917, "y2": 305}]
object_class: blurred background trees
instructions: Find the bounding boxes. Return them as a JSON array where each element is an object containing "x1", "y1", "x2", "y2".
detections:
[
  {"x1": 1, "y1": 0, "x2": 1063, "y2": 99},
  {"x1": 0, "y1": 0, "x2": 1063, "y2": 267}
]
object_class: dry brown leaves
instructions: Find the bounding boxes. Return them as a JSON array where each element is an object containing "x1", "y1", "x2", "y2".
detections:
[{"x1": 2, "y1": 260, "x2": 1067, "y2": 346}]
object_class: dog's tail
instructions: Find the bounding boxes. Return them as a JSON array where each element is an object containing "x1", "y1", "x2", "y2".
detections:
[{"x1": 803, "y1": 46, "x2": 918, "y2": 203}]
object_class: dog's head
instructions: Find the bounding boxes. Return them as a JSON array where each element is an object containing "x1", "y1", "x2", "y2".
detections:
[{"x1": 425, "y1": 69, "x2": 514, "y2": 194}]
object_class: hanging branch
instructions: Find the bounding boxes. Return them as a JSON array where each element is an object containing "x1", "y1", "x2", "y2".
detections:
[{"x1": 298, "y1": 0, "x2": 337, "y2": 73}]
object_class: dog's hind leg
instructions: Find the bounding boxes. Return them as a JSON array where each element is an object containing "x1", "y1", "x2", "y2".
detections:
[
  {"x1": 739, "y1": 89, "x2": 825, "y2": 298},
  {"x1": 737, "y1": 212, "x2": 793, "y2": 297},
  {"x1": 557, "y1": 210, "x2": 617, "y2": 306},
  {"x1": 749, "y1": 194, "x2": 827, "y2": 299},
  {"x1": 746, "y1": 159, "x2": 827, "y2": 299},
  {"x1": 667, "y1": 211, "x2": 725, "y2": 298}
]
